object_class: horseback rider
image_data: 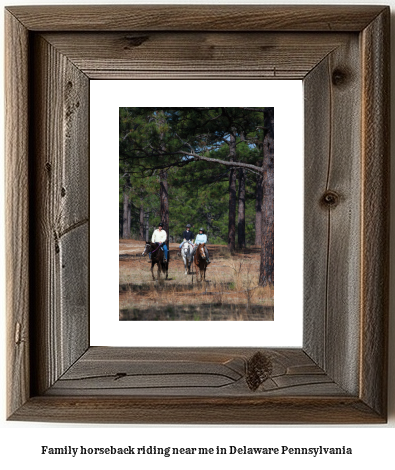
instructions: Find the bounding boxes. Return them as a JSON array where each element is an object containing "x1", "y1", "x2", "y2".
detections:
[
  {"x1": 179, "y1": 224, "x2": 194, "y2": 253},
  {"x1": 182, "y1": 224, "x2": 194, "y2": 243},
  {"x1": 190, "y1": 228, "x2": 210, "y2": 264},
  {"x1": 151, "y1": 222, "x2": 168, "y2": 263}
]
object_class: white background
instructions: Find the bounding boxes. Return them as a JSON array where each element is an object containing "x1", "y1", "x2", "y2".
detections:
[
  {"x1": 1, "y1": 1, "x2": 394, "y2": 469},
  {"x1": 90, "y1": 80, "x2": 303, "y2": 347}
]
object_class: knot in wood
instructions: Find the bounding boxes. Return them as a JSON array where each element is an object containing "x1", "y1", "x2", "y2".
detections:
[
  {"x1": 123, "y1": 36, "x2": 149, "y2": 48},
  {"x1": 15, "y1": 322, "x2": 22, "y2": 345},
  {"x1": 246, "y1": 351, "x2": 273, "y2": 391},
  {"x1": 114, "y1": 372, "x2": 127, "y2": 381},
  {"x1": 321, "y1": 190, "x2": 340, "y2": 208},
  {"x1": 332, "y1": 68, "x2": 349, "y2": 87}
]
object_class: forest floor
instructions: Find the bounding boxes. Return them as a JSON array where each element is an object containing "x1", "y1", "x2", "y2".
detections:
[{"x1": 119, "y1": 240, "x2": 274, "y2": 321}]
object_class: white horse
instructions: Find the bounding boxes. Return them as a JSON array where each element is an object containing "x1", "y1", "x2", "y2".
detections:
[{"x1": 180, "y1": 240, "x2": 193, "y2": 275}]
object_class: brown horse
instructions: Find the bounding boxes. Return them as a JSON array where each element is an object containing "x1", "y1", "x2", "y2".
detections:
[
  {"x1": 142, "y1": 242, "x2": 169, "y2": 280},
  {"x1": 194, "y1": 243, "x2": 208, "y2": 282}
]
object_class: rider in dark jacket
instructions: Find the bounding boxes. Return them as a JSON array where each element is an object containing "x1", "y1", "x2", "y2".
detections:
[
  {"x1": 182, "y1": 224, "x2": 194, "y2": 242},
  {"x1": 179, "y1": 224, "x2": 194, "y2": 255}
]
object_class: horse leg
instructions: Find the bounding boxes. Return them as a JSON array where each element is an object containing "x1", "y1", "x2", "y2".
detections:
[
  {"x1": 183, "y1": 256, "x2": 187, "y2": 275},
  {"x1": 198, "y1": 264, "x2": 203, "y2": 283},
  {"x1": 151, "y1": 262, "x2": 155, "y2": 280}
]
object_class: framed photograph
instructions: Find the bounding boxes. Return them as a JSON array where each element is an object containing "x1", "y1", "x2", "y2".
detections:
[
  {"x1": 5, "y1": 5, "x2": 389, "y2": 423},
  {"x1": 117, "y1": 104, "x2": 277, "y2": 323}
]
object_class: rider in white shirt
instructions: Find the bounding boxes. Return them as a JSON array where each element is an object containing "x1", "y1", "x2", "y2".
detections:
[
  {"x1": 151, "y1": 222, "x2": 168, "y2": 262},
  {"x1": 190, "y1": 228, "x2": 210, "y2": 264}
]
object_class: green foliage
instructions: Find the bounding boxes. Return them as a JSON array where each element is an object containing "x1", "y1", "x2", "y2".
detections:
[{"x1": 119, "y1": 107, "x2": 266, "y2": 244}]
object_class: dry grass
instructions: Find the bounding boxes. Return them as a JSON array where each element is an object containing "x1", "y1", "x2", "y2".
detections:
[{"x1": 119, "y1": 240, "x2": 274, "y2": 321}]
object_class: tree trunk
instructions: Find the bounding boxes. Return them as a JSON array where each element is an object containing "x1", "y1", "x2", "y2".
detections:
[
  {"x1": 122, "y1": 184, "x2": 131, "y2": 239},
  {"x1": 228, "y1": 131, "x2": 237, "y2": 252},
  {"x1": 158, "y1": 113, "x2": 170, "y2": 241},
  {"x1": 255, "y1": 170, "x2": 263, "y2": 246},
  {"x1": 238, "y1": 167, "x2": 246, "y2": 249},
  {"x1": 139, "y1": 197, "x2": 144, "y2": 241},
  {"x1": 160, "y1": 169, "x2": 169, "y2": 239},
  {"x1": 259, "y1": 108, "x2": 274, "y2": 287},
  {"x1": 127, "y1": 199, "x2": 131, "y2": 238},
  {"x1": 145, "y1": 212, "x2": 149, "y2": 242}
]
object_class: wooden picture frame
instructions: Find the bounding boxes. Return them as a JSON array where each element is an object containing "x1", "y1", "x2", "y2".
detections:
[{"x1": 5, "y1": 5, "x2": 389, "y2": 424}]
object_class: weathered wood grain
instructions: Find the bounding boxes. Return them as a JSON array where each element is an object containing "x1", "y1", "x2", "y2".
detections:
[
  {"x1": 304, "y1": 35, "x2": 362, "y2": 395},
  {"x1": 5, "y1": 10, "x2": 30, "y2": 418},
  {"x1": 360, "y1": 9, "x2": 390, "y2": 418},
  {"x1": 29, "y1": 35, "x2": 90, "y2": 395},
  {"x1": 46, "y1": 347, "x2": 344, "y2": 397},
  {"x1": 5, "y1": 5, "x2": 386, "y2": 32},
  {"x1": 9, "y1": 395, "x2": 384, "y2": 425},
  {"x1": 42, "y1": 32, "x2": 351, "y2": 80},
  {"x1": 303, "y1": 55, "x2": 331, "y2": 372}
]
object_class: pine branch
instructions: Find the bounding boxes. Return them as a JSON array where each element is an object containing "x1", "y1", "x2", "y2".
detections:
[{"x1": 178, "y1": 150, "x2": 264, "y2": 174}]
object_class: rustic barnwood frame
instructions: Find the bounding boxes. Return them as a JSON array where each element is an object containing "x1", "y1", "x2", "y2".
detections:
[{"x1": 5, "y1": 5, "x2": 389, "y2": 423}]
